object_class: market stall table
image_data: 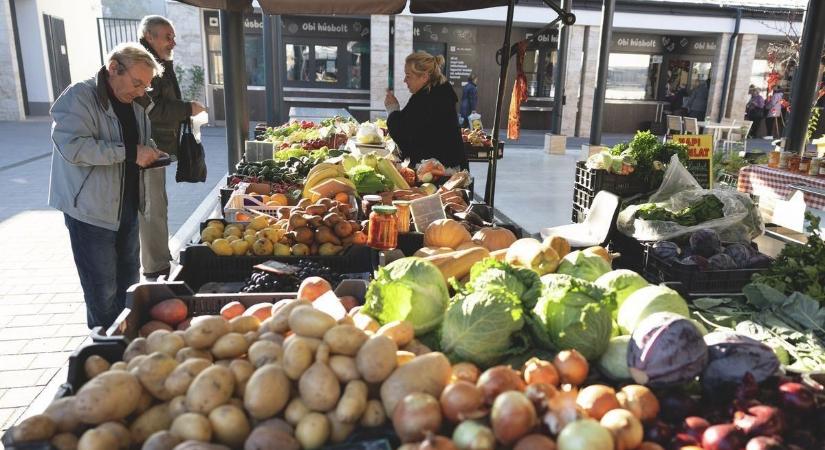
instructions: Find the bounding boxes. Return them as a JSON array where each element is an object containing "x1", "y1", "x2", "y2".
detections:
[
  {"x1": 288, "y1": 107, "x2": 354, "y2": 124},
  {"x1": 737, "y1": 164, "x2": 825, "y2": 211}
]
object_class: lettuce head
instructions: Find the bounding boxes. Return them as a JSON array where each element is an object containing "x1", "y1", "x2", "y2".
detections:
[
  {"x1": 556, "y1": 250, "x2": 612, "y2": 281},
  {"x1": 362, "y1": 257, "x2": 449, "y2": 334},
  {"x1": 464, "y1": 258, "x2": 543, "y2": 308}
]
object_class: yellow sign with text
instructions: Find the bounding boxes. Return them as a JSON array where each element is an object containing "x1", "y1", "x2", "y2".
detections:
[{"x1": 672, "y1": 134, "x2": 713, "y2": 188}]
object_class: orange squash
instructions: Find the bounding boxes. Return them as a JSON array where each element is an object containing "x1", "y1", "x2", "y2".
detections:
[
  {"x1": 423, "y1": 219, "x2": 471, "y2": 249},
  {"x1": 472, "y1": 226, "x2": 517, "y2": 251},
  {"x1": 543, "y1": 235, "x2": 571, "y2": 259}
]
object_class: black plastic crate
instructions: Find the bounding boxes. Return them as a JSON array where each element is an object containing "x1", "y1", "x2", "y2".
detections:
[{"x1": 574, "y1": 161, "x2": 649, "y2": 196}]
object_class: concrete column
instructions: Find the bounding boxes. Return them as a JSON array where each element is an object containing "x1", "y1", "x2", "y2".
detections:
[
  {"x1": 166, "y1": 1, "x2": 205, "y2": 103},
  {"x1": 393, "y1": 15, "x2": 413, "y2": 108},
  {"x1": 728, "y1": 33, "x2": 757, "y2": 121},
  {"x1": 0, "y1": 0, "x2": 25, "y2": 120},
  {"x1": 560, "y1": 25, "x2": 585, "y2": 137},
  {"x1": 370, "y1": 15, "x2": 390, "y2": 120},
  {"x1": 577, "y1": 26, "x2": 601, "y2": 138},
  {"x1": 707, "y1": 33, "x2": 731, "y2": 122}
]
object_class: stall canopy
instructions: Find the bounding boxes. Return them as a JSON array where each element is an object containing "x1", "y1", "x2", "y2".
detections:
[{"x1": 173, "y1": 0, "x2": 511, "y2": 14}]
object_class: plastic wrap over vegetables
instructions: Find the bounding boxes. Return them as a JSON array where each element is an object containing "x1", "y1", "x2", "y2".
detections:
[
  {"x1": 627, "y1": 312, "x2": 708, "y2": 386},
  {"x1": 702, "y1": 331, "x2": 780, "y2": 389}
]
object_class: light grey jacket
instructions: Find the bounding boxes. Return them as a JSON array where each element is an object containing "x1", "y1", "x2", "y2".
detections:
[{"x1": 48, "y1": 68, "x2": 155, "y2": 231}]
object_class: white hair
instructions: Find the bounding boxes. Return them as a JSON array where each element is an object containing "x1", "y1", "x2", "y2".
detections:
[
  {"x1": 139, "y1": 15, "x2": 174, "y2": 38},
  {"x1": 106, "y1": 42, "x2": 164, "y2": 78}
]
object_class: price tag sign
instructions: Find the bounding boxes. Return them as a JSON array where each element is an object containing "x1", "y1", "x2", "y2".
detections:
[
  {"x1": 410, "y1": 194, "x2": 446, "y2": 232},
  {"x1": 672, "y1": 134, "x2": 714, "y2": 189}
]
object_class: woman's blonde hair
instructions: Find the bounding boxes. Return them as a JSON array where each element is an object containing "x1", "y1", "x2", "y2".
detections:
[{"x1": 406, "y1": 51, "x2": 447, "y2": 89}]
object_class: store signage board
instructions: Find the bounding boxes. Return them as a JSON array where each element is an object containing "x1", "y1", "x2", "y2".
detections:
[
  {"x1": 410, "y1": 194, "x2": 446, "y2": 233},
  {"x1": 611, "y1": 33, "x2": 717, "y2": 56},
  {"x1": 413, "y1": 23, "x2": 477, "y2": 44},
  {"x1": 448, "y1": 45, "x2": 476, "y2": 84},
  {"x1": 672, "y1": 134, "x2": 714, "y2": 189}
]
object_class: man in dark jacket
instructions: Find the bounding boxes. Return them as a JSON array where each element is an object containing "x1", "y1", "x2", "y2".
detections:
[
  {"x1": 459, "y1": 74, "x2": 478, "y2": 128},
  {"x1": 137, "y1": 15, "x2": 206, "y2": 279}
]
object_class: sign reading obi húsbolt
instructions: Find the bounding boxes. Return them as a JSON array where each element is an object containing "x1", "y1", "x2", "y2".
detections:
[
  {"x1": 282, "y1": 17, "x2": 370, "y2": 39},
  {"x1": 204, "y1": 11, "x2": 263, "y2": 33},
  {"x1": 673, "y1": 134, "x2": 714, "y2": 189},
  {"x1": 611, "y1": 33, "x2": 717, "y2": 56}
]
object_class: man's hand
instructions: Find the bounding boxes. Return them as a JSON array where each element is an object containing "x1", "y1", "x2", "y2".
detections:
[
  {"x1": 384, "y1": 90, "x2": 400, "y2": 112},
  {"x1": 136, "y1": 145, "x2": 162, "y2": 168},
  {"x1": 191, "y1": 101, "x2": 207, "y2": 116}
]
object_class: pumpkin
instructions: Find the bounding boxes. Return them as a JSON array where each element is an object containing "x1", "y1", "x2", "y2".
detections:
[
  {"x1": 456, "y1": 241, "x2": 482, "y2": 251},
  {"x1": 424, "y1": 219, "x2": 472, "y2": 249},
  {"x1": 413, "y1": 246, "x2": 455, "y2": 257},
  {"x1": 472, "y1": 226, "x2": 517, "y2": 251},
  {"x1": 543, "y1": 235, "x2": 571, "y2": 258}
]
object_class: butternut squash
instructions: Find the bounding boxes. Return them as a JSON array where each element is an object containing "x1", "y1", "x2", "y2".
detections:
[
  {"x1": 424, "y1": 247, "x2": 490, "y2": 283},
  {"x1": 413, "y1": 246, "x2": 455, "y2": 258},
  {"x1": 491, "y1": 248, "x2": 508, "y2": 262}
]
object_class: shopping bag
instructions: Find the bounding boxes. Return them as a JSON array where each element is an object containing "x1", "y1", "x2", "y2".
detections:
[{"x1": 176, "y1": 119, "x2": 207, "y2": 183}]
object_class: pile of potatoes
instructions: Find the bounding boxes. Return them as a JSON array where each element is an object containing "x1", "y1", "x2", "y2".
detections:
[{"x1": 8, "y1": 296, "x2": 453, "y2": 450}]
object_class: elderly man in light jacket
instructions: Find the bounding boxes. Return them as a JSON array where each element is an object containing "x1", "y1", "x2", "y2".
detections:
[{"x1": 48, "y1": 43, "x2": 166, "y2": 329}]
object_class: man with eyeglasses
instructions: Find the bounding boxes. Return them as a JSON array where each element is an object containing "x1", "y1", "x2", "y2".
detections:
[
  {"x1": 48, "y1": 43, "x2": 167, "y2": 329},
  {"x1": 136, "y1": 15, "x2": 207, "y2": 280}
]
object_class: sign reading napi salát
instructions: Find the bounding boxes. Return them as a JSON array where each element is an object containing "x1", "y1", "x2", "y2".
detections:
[{"x1": 672, "y1": 134, "x2": 713, "y2": 189}]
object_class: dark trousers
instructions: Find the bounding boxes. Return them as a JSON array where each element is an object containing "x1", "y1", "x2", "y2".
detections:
[
  {"x1": 64, "y1": 204, "x2": 140, "y2": 329},
  {"x1": 766, "y1": 116, "x2": 783, "y2": 138}
]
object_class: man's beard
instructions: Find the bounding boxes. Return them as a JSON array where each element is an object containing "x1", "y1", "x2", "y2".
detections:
[{"x1": 164, "y1": 48, "x2": 174, "y2": 61}]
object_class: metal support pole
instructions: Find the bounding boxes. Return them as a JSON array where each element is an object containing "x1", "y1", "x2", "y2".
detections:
[
  {"x1": 274, "y1": 16, "x2": 286, "y2": 124},
  {"x1": 785, "y1": 0, "x2": 825, "y2": 154},
  {"x1": 589, "y1": 0, "x2": 616, "y2": 146},
  {"x1": 717, "y1": 9, "x2": 741, "y2": 123},
  {"x1": 264, "y1": 15, "x2": 276, "y2": 126},
  {"x1": 551, "y1": 0, "x2": 571, "y2": 134},
  {"x1": 486, "y1": 0, "x2": 516, "y2": 209},
  {"x1": 220, "y1": 9, "x2": 248, "y2": 170}
]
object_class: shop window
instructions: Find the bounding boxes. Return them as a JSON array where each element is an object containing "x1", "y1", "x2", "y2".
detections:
[
  {"x1": 245, "y1": 34, "x2": 265, "y2": 86},
  {"x1": 286, "y1": 44, "x2": 310, "y2": 82},
  {"x1": 524, "y1": 50, "x2": 540, "y2": 97},
  {"x1": 607, "y1": 53, "x2": 657, "y2": 100},
  {"x1": 207, "y1": 34, "x2": 223, "y2": 84},
  {"x1": 346, "y1": 41, "x2": 370, "y2": 89},
  {"x1": 314, "y1": 45, "x2": 338, "y2": 83}
]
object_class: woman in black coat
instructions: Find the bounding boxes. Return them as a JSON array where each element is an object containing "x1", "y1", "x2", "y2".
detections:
[{"x1": 385, "y1": 51, "x2": 468, "y2": 170}]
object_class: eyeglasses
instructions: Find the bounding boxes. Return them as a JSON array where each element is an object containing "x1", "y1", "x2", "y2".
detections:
[{"x1": 115, "y1": 58, "x2": 153, "y2": 93}]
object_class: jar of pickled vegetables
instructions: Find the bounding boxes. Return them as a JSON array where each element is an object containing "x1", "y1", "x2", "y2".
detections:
[
  {"x1": 788, "y1": 155, "x2": 800, "y2": 173},
  {"x1": 392, "y1": 200, "x2": 412, "y2": 233},
  {"x1": 367, "y1": 205, "x2": 398, "y2": 250}
]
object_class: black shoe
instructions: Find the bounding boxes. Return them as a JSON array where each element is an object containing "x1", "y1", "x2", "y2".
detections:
[{"x1": 143, "y1": 267, "x2": 171, "y2": 280}]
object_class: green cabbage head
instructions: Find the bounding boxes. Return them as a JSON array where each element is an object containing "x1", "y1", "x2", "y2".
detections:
[
  {"x1": 595, "y1": 269, "x2": 649, "y2": 313},
  {"x1": 362, "y1": 257, "x2": 450, "y2": 334},
  {"x1": 616, "y1": 285, "x2": 689, "y2": 334},
  {"x1": 556, "y1": 250, "x2": 612, "y2": 281}
]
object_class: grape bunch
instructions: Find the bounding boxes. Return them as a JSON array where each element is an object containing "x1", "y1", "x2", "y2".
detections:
[{"x1": 241, "y1": 260, "x2": 346, "y2": 293}]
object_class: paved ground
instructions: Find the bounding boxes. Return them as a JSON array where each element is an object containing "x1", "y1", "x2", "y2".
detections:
[{"x1": 0, "y1": 118, "x2": 775, "y2": 440}]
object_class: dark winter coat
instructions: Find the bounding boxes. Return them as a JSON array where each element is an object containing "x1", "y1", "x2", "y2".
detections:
[
  {"x1": 459, "y1": 81, "x2": 478, "y2": 119},
  {"x1": 387, "y1": 81, "x2": 468, "y2": 170},
  {"x1": 136, "y1": 38, "x2": 192, "y2": 158}
]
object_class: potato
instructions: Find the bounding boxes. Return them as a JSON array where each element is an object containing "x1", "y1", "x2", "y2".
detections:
[
  {"x1": 184, "y1": 316, "x2": 230, "y2": 350},
  {"x1": 282, "y1": 337, "x2": 318, "y2": 380},
  {"x1": 208, "y1": 404, "x2": 251, "y2": 448},
  {"x1": 135, "y1": 388, "x2": 154, "y2": 415},
  {"x1": 135, "y1": 352, "x2": 179, "y2": 400},
  {"x1": 230, "y1": 315, "x2": 261, "y2": 334},
  {"x1": 326, "y1": 412, "x2": 356, "y2": 444},
  {"x1": 329, "y1": 356, "x2": 360, "y2": 383},
  {"x1": 248, "y1": 340, "x2": 282, "y2": 368},
  {"x1": 316, "y1": 342, "x2": 330, "y2": 364},
  {"x1": 256, "y1": 418, "x2": 294, "y2": 436},
  {"x1": 229, "y1": 358, "x2": 256, "y2": 397},
  {"x1": 185, "y1": 365, "x2": 234, "y2": 414},
  {"x1": 142, "y1": 430, "x2": 182, "y2": 450},
  {"x1": 150, "y1": 298, "x2": 188, "y2": 326},
  {"x1": 243, "y1": 364, "x2": 290, "y2": 419},
  {"x1": 170, "y1": 412, "x2": 212, "y2": 442},
  {"x1": 77, "y1": 427, "x2": 118, "y2": 450},
  {"x1": 44, "y1": 397, "x2": 80, "y2": 433},
  {"x1": 298, "y1": 361, "x2": 340, "y2": 412},
  {"x1": 338, "y1": 315, "x2": 355, "y2": 326},
  {"x1": 173, "y1": 441, "x2": 230, "y2": 450},
  {"x1": 295, "y1": 413, "x2": 330, "y2": 450},
  {"x1": 396, "y1": 351, "x2": 416, "y2": 366},
  {"x1": 110, "y1": 361, "x2": 127, "y2": 371},
  {"x1": 97, "y1": 422, "x2": 130, "y2": 449},
  {"x1": 175, "y1": 347, "x2": 213, "y2": 363},
  {"x1": 243, "y1": 303, "x2": 274, "y2": 321},
  {"x1": 356, "y1": 335, "x2": 397, "y2": 383},
  {"x1": 211, "y1": 332, "x2": 249, "y2": 360},
  {"x1": 257, "y1": 332, "x2": 285, "y2": 346},
  {"x1": 352, "y1": 312, "x2": 379, "y2": 333},
  {"x1": 176, "y1": 318, "x2": 193, "y2": 331},
  {"x1": 380, "y1": 352, "x2": 452, "y2": 416},
  {"x1": 244, "y1": 331, "x2": 260, "y2": 345},
  {"x1": 285, "y1": 398, "x2": 311, "y2": 426},
  {"x1": 244, "y1": 425, "x2": 300, "y2": 450},
  {"x1": 289, "y1": 305, "x2": 336, "y2": 339},
  {"x1": 11, "y1": 414, "x2": 56, "y2": 442},
  {"x1": 359, "y1": 400, "x2": 386, "y2": 427},
  {"x1": 126, "y1": 354, "x2": 147, "y2": 371},
  {"x1": 84, "y1": 355, "x2": 110, "y2": 379},
  {"x1": 141, "y1": 320, "x2": 173, "y2": 337},
  {"x1": 75, "y1": 371, "x2": 142, "y2": 424},
  {"x1": 50, "y1": 432, "x2": 79, "y2": 450},
  {"x1": 335, "y1": 380, "x2": 368, "y2": 423},
  {"x1": 403, "y1": 339, "x2": 432, "y2": 356},
  {"x1": 130, "y1": 403, "x2": 172, "y2": 444},
  {"x1": 147, "y1": 330, "x2": 186, "y2": 357},
  {"x1": 123, "y1": 337, "x2": 148, "y2": 362},
  {"x1": 169, "y1": 396, "x2": 188, "y2": 419},
  {"x1": 265, "y1": 299, "x2": 310, "y2": 334},
  {"x1": 220, "y1": 301, "x2": 246, "y2": 320},
  {"x1": 165, "y1": 358, "x2": 211, "y2": 398},
  {"x1": 323, "y1": 325, "x2": 368, "y2": 356},
  {"x1": 376, "y1": 321, "x2": 414, "y2": 347}
]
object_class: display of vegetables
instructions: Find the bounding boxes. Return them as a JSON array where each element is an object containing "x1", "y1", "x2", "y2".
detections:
[
  {"x1": 635, "y1": 194, "x2": 724, "y2": 226},
  {"x1": 650, "y1": 229, "x2": 774, "y2": 272},
  {"x1": 753, "y1": 213, "x2": 825, "y2": 300},
  {"x1": 609, "y1": 131, "x2": 688, "y2": 187}
]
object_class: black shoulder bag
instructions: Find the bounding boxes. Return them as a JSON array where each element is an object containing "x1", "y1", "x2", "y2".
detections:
[{"x1": 176, "y1": 119, "x2": 207, "y2": 183}]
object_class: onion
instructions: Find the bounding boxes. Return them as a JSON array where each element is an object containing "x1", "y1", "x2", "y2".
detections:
[
  {"x1": 514, "y1": 433, "x2": 557, "y2": 450},
  {"x1": 778, "y1": 382, "x2": 815, "y2": 411},
  {"x1": 733, "y1": 405, "x2": 784, "y2": 437},
  {"x1": 556, "y1": 418, "x2": 613, "y2": 450},
  {"x1": 745, "y1": 436, "x2": 785, "y2": 450},
  {"x1": 440, "y1": 381, "x2": 485, "y2": 423},
  {"x1": 543, "y1": 386, "x2": 583, "y2": 435},
  {"x1": 477, "y1": 366, "x2": 525, "y2": 404},
  {"x1": 419, "y1": 433, "x2": 458, "y2": 450},
  {"x1": 525, "y1": 383, "x2": 558, "y2": 413},
  {"x1": 575, "y1": 385, "x2": 620, "y2": 420},
  {"x1": 491, "y1": 391, "x2": 537, "y2": 445},
  {"x1": 599, "y1": 409, "x2": 643, "y2": 450},
  {"x1": 524, "y1": 358, "x2": 560, "y2": 387},
  {"x1": 616, "y1": 385, "x2": 660, "y2": 422},
  {"x1": 552, "y1": 350, "x2": 588, "y2": 386},
  {"x1": 393, "y1": 393, "x2": 443, "y2": 443},
  {"x1": 701, "y1": 424, "x2": 746, "y2": 450},
  {"x1": 452, "y1": 421, "x2": 495, "y2": 450},
  {"x1": 452, "y1": 363, "x2": 481, "y2": 384},
  {"x1": 680, "y1": 416, "x2": 710, "y2": 442},
  {"x1": 638, "y1": 443, "x2": 666, "y2": 450}
]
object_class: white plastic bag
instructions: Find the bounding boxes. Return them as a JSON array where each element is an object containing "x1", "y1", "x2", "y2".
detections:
[{"x1": 356, "y1": 122, "x2": 383, "y2": 145}]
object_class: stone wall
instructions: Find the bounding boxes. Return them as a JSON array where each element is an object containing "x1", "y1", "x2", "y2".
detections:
[
  {"x1": 166, "y1": 0, "x2": 205, "y2": 103},
  {"x1": 728, "y1": 33, "x2": 758, "y2": 122},
  {"x1": 370, "y1": 15, "x2": 390, "y2": 121},
  {"x1": 0, "y1": 0, "x2": 24, "y2": 120},
  {"x1": 707, "y1": 33, "x2": 731, "y2": 122},
  {"x1": 560, "y1": 25, "x2": 585, "y2": 137},
  {"x1": 393, "y1": 16, "x2": 413, "y2": 109},
  {"x1": 577, "y1": 26, "x2": 601, "y2": 138}
]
